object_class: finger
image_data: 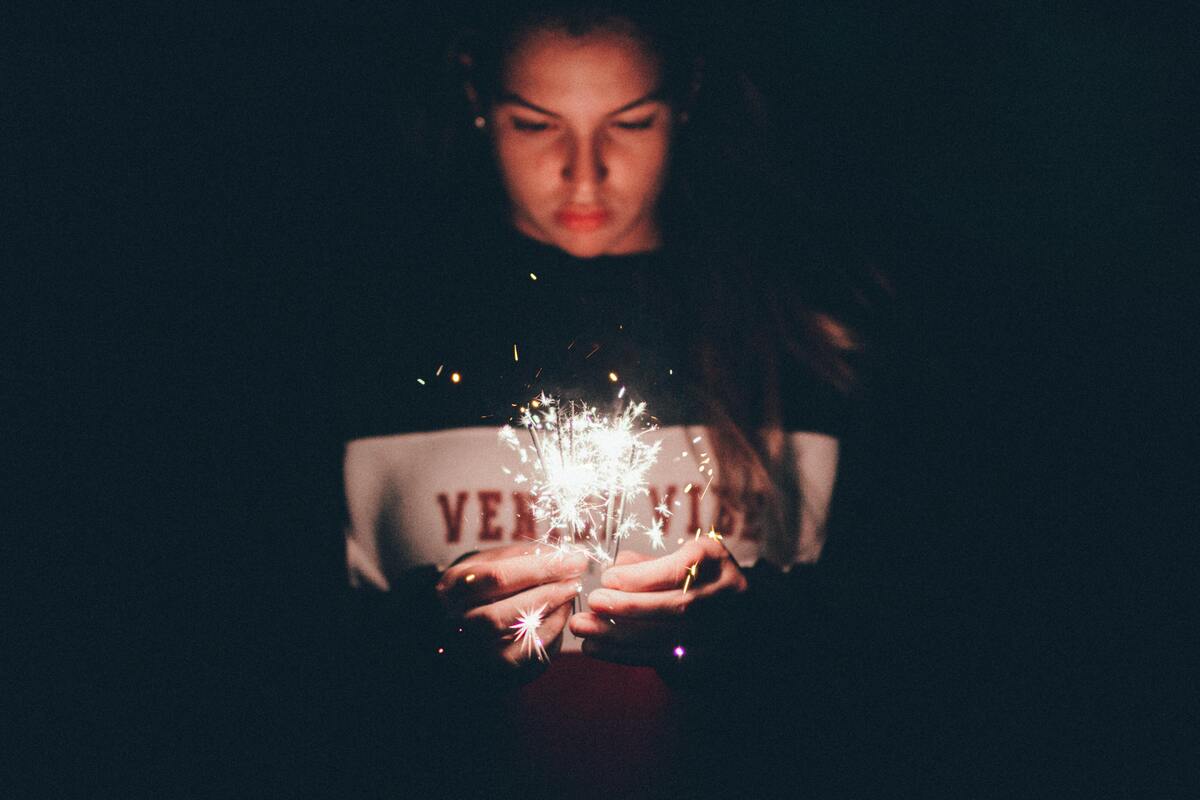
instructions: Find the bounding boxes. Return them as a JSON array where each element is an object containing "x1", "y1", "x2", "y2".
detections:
[
  {"x1": 438, "y1": 551, "x2": 587, "y2": 610},
  {"x1": 466, "y1": 543, "x2": 541, "y2": 563},
  {"x1": 601, "y1": 540, "x2": 712, "y2": 592},
  {"x1": 462, "y1": 577, "x2": 581, "y2": 640},
  {"x1": 613, "y1": 550, "x2": 654, "y2": 567},
  {"x1": 568, "y1": 611, "x2": 676, "y2": 645},
  {"x1": 587, "y1": 567, "x2": 734, "y2": 621},
  {"x1": 540, "y1": 601, "x2": 573, "y2": 642}
]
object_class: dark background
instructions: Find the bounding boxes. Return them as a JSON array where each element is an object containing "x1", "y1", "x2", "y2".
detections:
[{"x1": 7, "y1": 1, "x2": 1187, "y2": 795}]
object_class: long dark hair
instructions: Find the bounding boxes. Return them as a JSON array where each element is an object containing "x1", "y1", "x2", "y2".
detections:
[{"x1": 424, "y1": 2, "x2": 869, "y2": 552}]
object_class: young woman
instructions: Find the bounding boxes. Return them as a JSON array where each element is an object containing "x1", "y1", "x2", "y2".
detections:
[{"x1": 336, "y1": 2, "x2": 875, "y2": 793}]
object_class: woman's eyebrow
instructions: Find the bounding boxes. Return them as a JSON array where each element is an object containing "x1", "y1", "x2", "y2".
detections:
[
  {"x1": 497, "y1": 90, "x2": 665, "y2": 118},
  {"x1": 498, "y1": 92, "x2": 559, "y2": 117},
  {"x1": 608, "y1": 91, "x2": 664, "y2": 115}
]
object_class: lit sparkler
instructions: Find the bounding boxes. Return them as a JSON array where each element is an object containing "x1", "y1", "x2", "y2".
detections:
[
  {"x1": 510, "y1": 604, "x2": 549, "y2": 662},
  {"x1": 499, "y1": 394, "x2": 662, "y2": 566}
]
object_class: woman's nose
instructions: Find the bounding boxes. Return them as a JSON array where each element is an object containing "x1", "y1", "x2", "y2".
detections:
[{"x1": 561, "y1": 135, "x2": 608, "y2": 192}]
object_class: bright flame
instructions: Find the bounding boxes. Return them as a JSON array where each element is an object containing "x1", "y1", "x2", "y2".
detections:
[
  {"x1": 499, "y1": 394, "x2": 662, "y2": 564},
  {"x1": 510, "y1": 604, "x2": 549, "y2": 662}
]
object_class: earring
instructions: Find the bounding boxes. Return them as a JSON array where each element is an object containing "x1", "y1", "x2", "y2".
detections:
[{"x1": 473, "y1": 115, "x2": 487, "y2": 130}]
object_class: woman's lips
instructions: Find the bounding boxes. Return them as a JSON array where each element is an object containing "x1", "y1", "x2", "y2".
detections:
[{"x1": 555, "y1": 207, "x2": 610, "y2": 232}]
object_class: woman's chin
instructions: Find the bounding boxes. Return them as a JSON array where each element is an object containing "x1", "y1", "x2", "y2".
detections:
[
  {"x1": 514, "y1": 215, "x2": 656, "y2": 258},
  {"x1": 553, "y1": 235, "x2": 612, "y2": 259}
]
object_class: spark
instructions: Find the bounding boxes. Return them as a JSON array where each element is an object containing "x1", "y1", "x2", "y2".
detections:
[
  {"x1": 682, "y1": 562, "x2": 699, "y2": 594},
  {"x1": 608, "y1": 371, "x2": 618, "y2": 382},
  {"x1": 451, "y1": 372, "x2": 462, "y2": 384},
  {"x1": 706, "y1": 527, "x2": 724, "y2": 542},
  {"x1": 646, "y1": 517, "x2": 666, "y2": 551},
  {"x1": 587, "y1": 538, "x2": 615, "y2": 565},
  {"x1": 684, "y1": 483, "x2": 693, "y2": 494},
  {"x1": 416, "y1": 378, "x2": 425, "y2": 385},
  {"x1": 513, "y1": 344, "x2": 519, "y2": 362},
  {"x1": 510, "y1": 605, "x2": 549, "y2": 662},
  {"x1": 673, "y1": 645, "x2": 685, "y2": 659},
  {"x1": 436, "y1": 364, "x2": 444, "y2": 376},
  {"x1": 617, "y1": 385, "x2": 626, "y2": 399},
  {"x1": 498, "y1": 394, "x2": 663, "y2": 565},
  {"x1": 530, "y1": 272, "x2": 538, "y2": 281},
  {"x1": 654, "y1": 502, "x2": 673, "y2": 519},
  {"x1": 692, "y1": 436, "x2": 702, "y2": 444}
]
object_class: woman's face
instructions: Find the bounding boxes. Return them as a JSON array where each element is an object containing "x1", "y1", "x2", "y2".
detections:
[{"x1": 490, "y1": 27, "x2": 673, "y2": 258}]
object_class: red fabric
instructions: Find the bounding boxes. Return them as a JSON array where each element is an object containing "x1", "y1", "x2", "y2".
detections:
[{"x1": 509, "y1": 653, "x2": 683, "y2": 796}]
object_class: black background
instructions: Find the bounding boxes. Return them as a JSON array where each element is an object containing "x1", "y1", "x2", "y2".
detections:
[{"x1": 7, "y1": 1, "x2": 1188, "y2": 795}]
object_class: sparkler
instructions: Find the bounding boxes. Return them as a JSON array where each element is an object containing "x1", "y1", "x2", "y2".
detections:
[
  {"x1": 510, "y1": 604, "x2": 549, "y2": 662},
  {"x1": 499, "y1": 393, "x2": 664, "y2": 566}
]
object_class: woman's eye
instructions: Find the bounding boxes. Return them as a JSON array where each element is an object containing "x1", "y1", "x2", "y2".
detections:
[
  {"x1": 512, "y1": 117, "x2": 551, "y2": 133},
  {"x1": 614, "y1": 115, "x2": 657, "y2": 131}
]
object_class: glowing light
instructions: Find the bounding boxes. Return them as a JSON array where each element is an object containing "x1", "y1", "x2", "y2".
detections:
[
  {"x1": 513, "y1": 344, "x2": 519, "y2": 362},
  {"x1": 510, "y1": 604, "x2": 549, "y2": 662},
  {"x1": 451, "y1": 372, "x2": 462, "y2": 384},
  {"x1": 608, "y1": 372, "x2": 618, "y2": 383},
  {"x1": 464, "y1": 573, "x2": 476, "y2": 583},
  {"x1": 499, "y1": 394, "x2": 663, "y2": 565},
  {"x1": 682, "y1": 562, "x2": 699, "y2": 594},
  {"x1": 530, "y1": 272, "x2": 538, "y2": 281},
  {"x1": 436, "y1": 364, "x2": 444, "y2": 376},
  {"x1": 673, "y1": 645, "x2": 685, "y2": 659},
  {"x1": 646, "y1": 517, "x2": 666, "y2": 551},
  {"x1": 436, "y1": 647, "x2": 445, "y2": 654},
  {"x1": 416, "y1": 378, "x2": 425, "y2": 385}
]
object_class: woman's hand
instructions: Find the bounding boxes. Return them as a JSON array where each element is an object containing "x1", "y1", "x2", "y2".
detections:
[
  {"x1": 435, "y1": 544, "x2": 588, "y2": 677},
  {"x1": 568, "y1": 535, "x2": 748, "y2": 667}
]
